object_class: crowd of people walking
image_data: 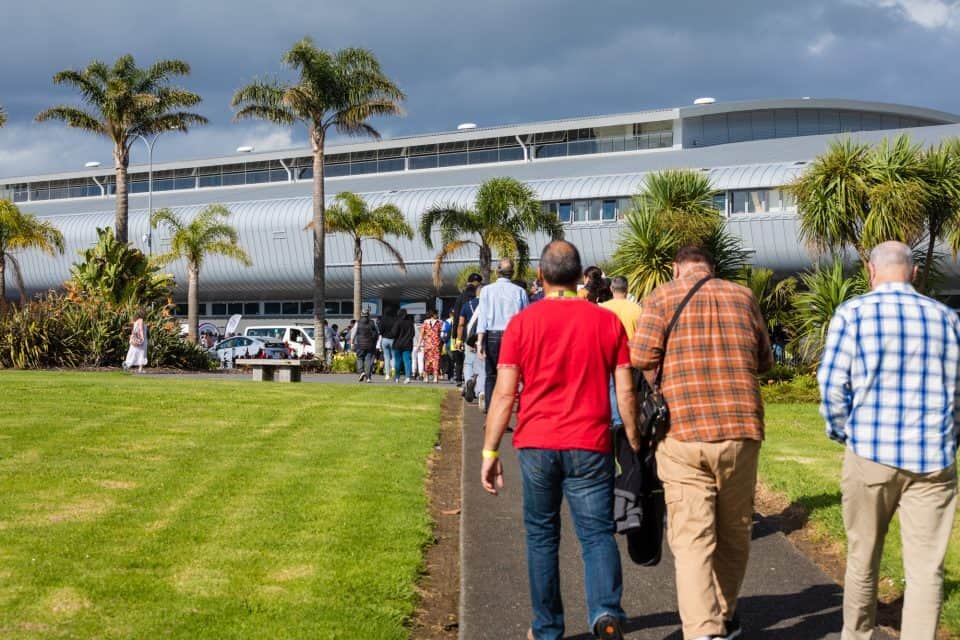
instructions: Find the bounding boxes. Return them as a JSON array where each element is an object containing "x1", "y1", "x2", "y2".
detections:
[{"x1": 473, "y1": 239, "x2": 958, "y2": 640}]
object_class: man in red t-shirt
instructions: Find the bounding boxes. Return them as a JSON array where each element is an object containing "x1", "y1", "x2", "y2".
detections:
[{"x1": 481, "y1": 240, "x2": 640, "y2": 640}]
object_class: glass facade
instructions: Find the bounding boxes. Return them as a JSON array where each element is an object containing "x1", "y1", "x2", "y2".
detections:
[
  {"x1": 4, "y1": 123, "x2": 673, "y2": 203},
  {"x1": 728, "y1": 188, "x2": 796, "y2": 214},
  {"x1": 546, "y1": 197, "x2": 632, "y2": 223},
  {"x1": 193, "y1": 299, "x2": 359, "y2": 318}
]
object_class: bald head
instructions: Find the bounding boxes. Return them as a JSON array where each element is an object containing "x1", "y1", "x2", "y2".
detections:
[
  {"x1": 497, "y1": 257, "x2": 515, "y2": 279},
  {"x1": 869, "y1": 241, "x2": 915, "y2": 287},
  {"x1": 539, "y1": 240, "x2": 583, "y2": 287}
]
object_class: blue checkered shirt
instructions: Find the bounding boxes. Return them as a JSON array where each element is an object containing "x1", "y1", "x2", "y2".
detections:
[{"x1": 818, "y1": 282, "x2": 960, "y2": 473}]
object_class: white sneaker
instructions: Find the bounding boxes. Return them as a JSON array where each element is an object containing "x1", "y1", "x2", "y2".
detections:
[
  {"x1": 404, "y1": 377, "x2": 411, "y2": 384},
  {"x1": 478, "y1": 393, "x2": 486, "y2": 412},
  {"x1": 384, "y1": 374, "x2": 390, "y2": 381}
]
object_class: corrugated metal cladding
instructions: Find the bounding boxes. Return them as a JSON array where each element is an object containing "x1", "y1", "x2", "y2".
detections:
[{"x1": 7, "y1": 158, "x2": 960, "y2": 300}]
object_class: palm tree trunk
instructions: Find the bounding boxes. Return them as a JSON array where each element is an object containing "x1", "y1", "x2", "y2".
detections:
[
  {"x1": 311, "y1": 130, "x2": 327, "y2": 363},
  {"x1": 0, "y1": 253, "x2": 6, "y2": 305},
  {"x1": 479, "y1": 243, "x2": 493, "y2": 284},
  {"x1": 114, "y1": 144, "x2": 130, "y2": 244},
  {"x1": 921, "y1": 228, "x2": 937, "y2": 293},
  {"x1": 187, "y1": 263, "x2": 199, "y2": 344},
  {"x1": 353, "y1": 237, "x2": 362, "y2": 321}
]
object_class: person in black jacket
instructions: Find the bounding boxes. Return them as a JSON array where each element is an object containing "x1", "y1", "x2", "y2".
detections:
[
  {"x1": 354, "y1": 310, "x2": 380, "y2": 383},
  {"x1": 450, "y1": 273, "x2": 483, "y2": 386},
  {"x1": 390, "y1": 309, "x2": 416, "y2": 384}
]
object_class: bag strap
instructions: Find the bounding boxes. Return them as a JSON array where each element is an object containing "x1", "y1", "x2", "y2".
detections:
[{"x1": 654, "y1": 275, "x2": 713, "y2": 388}]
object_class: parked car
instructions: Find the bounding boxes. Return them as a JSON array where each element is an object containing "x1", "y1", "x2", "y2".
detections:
[
  {"x1": 243, "y1": 325, "x2": 316, "y2": 358},
  {"x1": 208, "y1": 336, "x2": 288, "y2": 367}
]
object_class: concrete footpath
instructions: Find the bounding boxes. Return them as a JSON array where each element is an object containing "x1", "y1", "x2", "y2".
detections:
[{"x1": 459, "y1": 403, "x2": 891, "y2": 640}]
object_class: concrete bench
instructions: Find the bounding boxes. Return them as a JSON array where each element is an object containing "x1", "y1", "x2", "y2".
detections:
[{"x1": 235, "y1": 359, "x2": 302, "y2": 382}]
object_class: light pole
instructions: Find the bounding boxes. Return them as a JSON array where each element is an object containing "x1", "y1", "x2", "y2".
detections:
[{"x1": 135, "y1": 131, "x2": 169, "y2": 257}]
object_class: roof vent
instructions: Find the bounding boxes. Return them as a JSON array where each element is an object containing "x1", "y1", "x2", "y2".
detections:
[
  {"x1": 693, "y1": 97, "x2": 716, "y2": 105},
  {"x1": 457, "y1": 122, "x2": 477, "y2": 131}
]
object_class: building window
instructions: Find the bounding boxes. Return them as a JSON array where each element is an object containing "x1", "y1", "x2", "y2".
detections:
[
  {"x1": 211, "y1": 303, "x2": 227, "y2": 316},
  {"x1": 325, "y1": 301, "x2": 340, "y2": 316},
  {"x1": 282, "y1": 302, "x2": 299, "y2": 315},
  {"x1": 264, "y1": 302, "x2": 282, "y2": 315},
  {"x1": 602, "y1": 199, "x2": 618, "y2": 221},
  {"x1": 558, "y1": 202, "x2": 572, "y2": 223},
  {"x1": 300, "y1": 302, "x2": 314, "y2": 315},
  {"x1": 712, "y1": 193, "x2": 728, "y2": 214},
  {"x1": 573, "y1": 200, "x2": 589, "y2": 223},
  {"x1": 731, "y1": 189, "x2": 772, "y2": 214},
  {"x1": 227, "y1": 302, "x2": 243, "y2": 316},
  {"x1": 244, "y1": 302, "x2": 260, "y2": 315}
]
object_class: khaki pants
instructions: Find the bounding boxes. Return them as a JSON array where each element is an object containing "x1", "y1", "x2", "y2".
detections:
[
  {"x1": 840, "y1": 449, "x2": 957, "y2": 640},
  {"x1": 656, "y1": 437, "x2": 761, "y2": 640}
]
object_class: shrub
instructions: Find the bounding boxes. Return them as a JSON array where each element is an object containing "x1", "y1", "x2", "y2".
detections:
[
  {"x1": 329, "y1": 352, "x2": 358, "y2": 374},
  {"x1": 762, "y1": 363, "x2": 799, "y2": 383},
  {"x1": 0, "y1": 293, "x2": 211, "y2": 370},
  {"x1": 761, "y1": 374, "x2": 820, "y2": 404}
]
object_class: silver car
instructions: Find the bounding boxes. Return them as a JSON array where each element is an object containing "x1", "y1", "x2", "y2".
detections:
[{"x1": 208, "y1": 336, "x2": 288, "y2": 367}]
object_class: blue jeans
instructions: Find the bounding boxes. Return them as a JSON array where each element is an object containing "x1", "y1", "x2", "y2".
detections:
[
  {"x1": 483, "y1": 331, "x2": 503, "y2": 410},
  {"x1": 393, "y1": 349, "x2": 412, "y2": 380},
  {"x1": 381, "y1": 338, "x2": 395, "y2": 377},
  {"x1": 518, "y1": 448, "x2": 625, "y2": 640},
  {"x1": 609, "y1": 376, "x2": 622, "y2": 427}
]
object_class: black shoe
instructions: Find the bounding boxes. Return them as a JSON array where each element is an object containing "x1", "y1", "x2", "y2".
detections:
[
  {"x1": 593, "y1": 614, "x2": 623, "y2": 640},
  {"x1": 719, "y1": 615, "x2": 741, "y2": 639}
]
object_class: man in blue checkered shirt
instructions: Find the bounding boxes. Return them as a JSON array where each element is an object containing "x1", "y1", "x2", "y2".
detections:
[{"x1": 818, "y1": 241, "x2": 960, "y2": 640}]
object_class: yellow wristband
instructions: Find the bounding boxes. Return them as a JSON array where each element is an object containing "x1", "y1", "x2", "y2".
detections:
[{"x1": 482, "y1": 449, "x2": 499, "y2": 459}]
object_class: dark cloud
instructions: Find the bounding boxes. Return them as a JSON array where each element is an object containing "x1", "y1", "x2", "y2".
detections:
[{"x1": 2, "y1": 0, "x2": 959, "y2": 175}]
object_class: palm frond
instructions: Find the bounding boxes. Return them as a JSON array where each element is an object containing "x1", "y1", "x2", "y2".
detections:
[
  {"x1": 419, "y1": 205, "x2": 476, "y2": 249},
  {"x1": 371, "y1": 238, "x2": 408, "y2": 273},
  {"x1": 34, "y1": 106, "x2": 104, "y2": 133},
  {"x1": 432, "y1": 239, "x2": 479, "y2": 289}
]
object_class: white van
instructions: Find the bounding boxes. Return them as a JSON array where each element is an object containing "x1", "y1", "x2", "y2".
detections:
[{"x1": 244, "y1": 325, "x2": 316, "y2": 358}]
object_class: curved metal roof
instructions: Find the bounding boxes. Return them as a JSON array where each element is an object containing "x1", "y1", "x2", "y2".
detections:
[{"x1": 9, "y1": 160, "x2": 960, "y2": 300}]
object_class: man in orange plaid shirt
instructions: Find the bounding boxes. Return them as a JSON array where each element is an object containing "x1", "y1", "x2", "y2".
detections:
[{"x1": 631, "y1": 246, "x2": 772, "y2": 640}]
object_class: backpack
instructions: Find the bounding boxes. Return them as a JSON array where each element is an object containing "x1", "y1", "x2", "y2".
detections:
[{"x1": 464, "y1": 298, "x2": 480, "y2": 348}]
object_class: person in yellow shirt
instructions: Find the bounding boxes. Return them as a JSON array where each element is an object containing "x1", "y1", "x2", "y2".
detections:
[
  {"x1": 601, "y1": 276, "x2": 641, "y2": 428},
  {"x1": 601, "y1": 276, "x2": 641, "y2": 337}
]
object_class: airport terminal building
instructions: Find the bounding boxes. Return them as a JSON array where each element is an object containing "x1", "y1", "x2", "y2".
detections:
[{"x1": 3, "y1": 97, "x2": 960, "y2": 324}]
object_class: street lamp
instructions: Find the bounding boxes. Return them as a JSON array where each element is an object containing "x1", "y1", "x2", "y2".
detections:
[{"x1": 135, "y1": 129, "x2": 175, "y2": 257}]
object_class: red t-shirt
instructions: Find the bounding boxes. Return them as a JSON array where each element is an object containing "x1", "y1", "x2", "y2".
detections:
[{"x1": 497, "y1": 298, "x2": 631, "y2": 454}]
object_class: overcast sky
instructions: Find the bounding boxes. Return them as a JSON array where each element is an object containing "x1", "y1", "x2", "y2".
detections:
[{"x1": 1, "y1": 0, "x2": 958, "y2": 178}]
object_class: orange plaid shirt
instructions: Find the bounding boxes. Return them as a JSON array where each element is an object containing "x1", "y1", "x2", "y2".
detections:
[{"x1": 630, "y1": 266, "x2": 773, "y2": 442}]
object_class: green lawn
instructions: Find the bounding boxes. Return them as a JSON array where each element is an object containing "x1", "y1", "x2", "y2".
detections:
[
  {"x1": 0, "y1": 371, "x2": 445, "y2": 639},
  {"x1": 763, "y1": 404, "x2": 960, "y2": 635}
]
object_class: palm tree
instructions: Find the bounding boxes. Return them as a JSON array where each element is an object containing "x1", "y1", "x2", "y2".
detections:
[
  {"x1": 610, "y1": 169, "x2": 749, "y2": 299},
  {"x1": 790, "y1": 260, "x2": 868, "y2": 366},
  {"x1": 743, "y1": 266, "x2": 797, "y2": 332},
  {"x1": 323, "y1": 192, "x2": 413, "y2": 320},
  {"x1": 233, "y1": 38, "x2": 405, "y2": 361},
  {"x1": 920, "y1": 142, "x2": 960, "y2": 292},
  {"x1": 0, "y1": 200, "x2": 65, "y2": 304},
  {"x1": 150, "y1": 205, "x2": 251, "y2": 343},
  {"x1": 790, "y1": 136, "x2": 927, "y2": 265},
  {"x1": 35, "y1": 55, "x2": 207, "y2": 244},
  {"x1": 420, "y1": 177, "x2": 564, "y2": 286},
  {"x1": 0, "y1": 105, "x2": 6, "y2": 127}
]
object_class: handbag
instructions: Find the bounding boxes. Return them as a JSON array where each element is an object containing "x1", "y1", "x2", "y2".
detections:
[{"x1": 637, "y1": 275, "x2": 713, "y2": 440}]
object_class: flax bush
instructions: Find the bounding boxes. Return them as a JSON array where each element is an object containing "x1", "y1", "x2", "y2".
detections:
[{"x1": 0, "y1": 294, "x2": 211, "y2": 370}]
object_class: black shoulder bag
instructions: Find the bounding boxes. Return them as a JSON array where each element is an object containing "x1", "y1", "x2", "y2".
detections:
[{"x1": 636, "y1": 275, "x2": 713, "y2": 440}]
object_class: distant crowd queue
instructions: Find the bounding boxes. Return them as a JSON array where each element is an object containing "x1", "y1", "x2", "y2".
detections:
[{"x1": 471, "y1": 240, "x2": 958, "y2": 640}]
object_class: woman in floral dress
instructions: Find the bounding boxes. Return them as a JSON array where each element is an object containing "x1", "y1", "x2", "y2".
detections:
[{"x1": 421, "y1": 309, "x2": 444, "y2": 383}]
